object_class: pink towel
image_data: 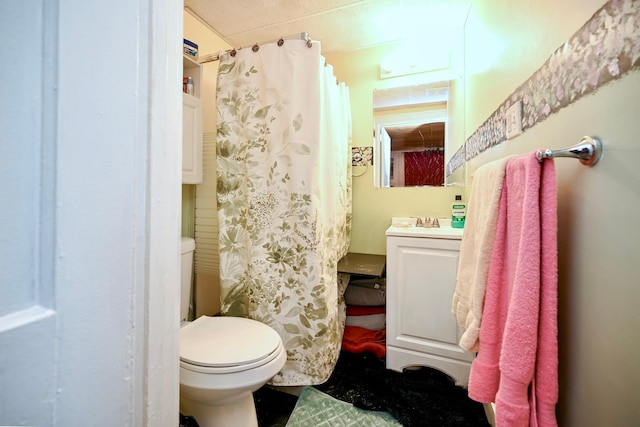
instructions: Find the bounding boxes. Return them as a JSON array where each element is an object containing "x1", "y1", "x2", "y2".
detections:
[{"x1": 468, "y1": 152, "x2": 558, "y2": 427}]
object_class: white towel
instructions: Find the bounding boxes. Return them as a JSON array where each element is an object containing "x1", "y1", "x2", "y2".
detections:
[{"x1": 451, "y1": 156, "x2": 511, "y2": 352}]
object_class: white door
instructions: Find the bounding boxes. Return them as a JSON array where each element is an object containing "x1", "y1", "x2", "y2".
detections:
[
  {"x1": 0, "y1": 2, "x2": 58, "y2": 424},
  {"x1": 0, "y1": 1, "x2": 182, "y2": 425},
  {"x1": 381, "y1": 127, "x2": 392, "y2": 187}
]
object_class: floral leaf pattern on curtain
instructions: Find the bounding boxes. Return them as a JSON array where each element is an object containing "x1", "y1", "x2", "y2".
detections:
[{"x1": 215, "y1": 41, "x2": 352, "y2": 385}]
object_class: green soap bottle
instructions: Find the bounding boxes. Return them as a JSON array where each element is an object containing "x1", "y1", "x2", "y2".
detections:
[{"x1": 451, "y1": 195, "x2": 466, "y2": 229}]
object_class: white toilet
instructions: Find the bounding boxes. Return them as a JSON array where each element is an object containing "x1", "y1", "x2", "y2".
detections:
[{"x1": 179, "y1": 237, "x2": 287, "y2": 427}]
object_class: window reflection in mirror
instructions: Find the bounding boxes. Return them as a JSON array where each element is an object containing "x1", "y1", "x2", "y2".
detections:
[{"x1": 373, "y1": 83, "x2": 449, "y2": 187}]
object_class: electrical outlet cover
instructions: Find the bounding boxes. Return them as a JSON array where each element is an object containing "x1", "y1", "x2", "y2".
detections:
[{"x1": 505, "y1": 101, "x2": 522, "y2": 139}]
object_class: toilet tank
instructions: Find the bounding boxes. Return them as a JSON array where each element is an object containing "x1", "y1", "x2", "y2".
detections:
[{"x1": 180, "y1": 237, "x2": 196, "y2": 322}]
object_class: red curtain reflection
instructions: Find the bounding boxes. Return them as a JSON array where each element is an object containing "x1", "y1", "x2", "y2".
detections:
[{"x1": 404, "y1": 151, "x2": 444, "y2": 186}]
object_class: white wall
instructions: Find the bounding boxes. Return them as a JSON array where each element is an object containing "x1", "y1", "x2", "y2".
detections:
[
  {"x1": 184, "y1": 11, "x2": 232, "y2": 317},
  {"x1": 325, "y1": 43, "x2": 466, "y2": 255},
  {"x1": 465, "y1": 0, "x2": 640, "y2": 424}
]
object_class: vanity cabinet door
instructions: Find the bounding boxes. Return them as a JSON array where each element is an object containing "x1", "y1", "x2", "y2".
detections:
[{"x1": 386, "y1": 235, "x2": 473, "y2": 385}]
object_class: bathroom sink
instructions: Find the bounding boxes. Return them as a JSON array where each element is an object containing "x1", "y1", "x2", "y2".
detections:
[{"x1": 386, "y1": 220, "x2": 464, "y2": 240}]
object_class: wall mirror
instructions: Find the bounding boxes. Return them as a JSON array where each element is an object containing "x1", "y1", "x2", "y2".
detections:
[{"x1": 373, "y1": 82, "x2": 463, "y2": 187}]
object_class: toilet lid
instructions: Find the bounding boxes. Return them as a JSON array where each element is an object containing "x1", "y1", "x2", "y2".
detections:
[{"x1": 180, "y1": 316, "x2": 283, "y2": 368}]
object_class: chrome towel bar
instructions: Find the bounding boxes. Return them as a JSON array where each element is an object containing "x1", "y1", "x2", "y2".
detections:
[{"x1": 536, "y1": 136, "x2": 602, "y2": 166}]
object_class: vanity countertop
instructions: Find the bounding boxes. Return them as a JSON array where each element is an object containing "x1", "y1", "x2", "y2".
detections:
[{"x1": 385, "y1": 224, "x2": 463, "y2": 240}]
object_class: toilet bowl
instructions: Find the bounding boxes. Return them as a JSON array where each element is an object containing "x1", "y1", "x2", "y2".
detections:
[{"x1": 179, "y1": 238, "x2": 286, "y2": 427}]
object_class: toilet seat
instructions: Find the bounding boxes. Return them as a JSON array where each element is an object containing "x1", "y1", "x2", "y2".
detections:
[{"x1": 180, "y1": 316, "x2": 284, "y2": 374}]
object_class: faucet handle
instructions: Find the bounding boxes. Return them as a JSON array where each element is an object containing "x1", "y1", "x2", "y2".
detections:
[{"x1": 432, "y1": 218, "x2": 440, "y2": 228}]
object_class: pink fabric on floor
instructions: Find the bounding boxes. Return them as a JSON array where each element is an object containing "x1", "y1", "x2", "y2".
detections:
[
  {"x1": 342, "y1": 325, "x2": 386, "y2": 358},
  {"x1": 468, "y1": 152, "x2": 558, "y2": 427}
]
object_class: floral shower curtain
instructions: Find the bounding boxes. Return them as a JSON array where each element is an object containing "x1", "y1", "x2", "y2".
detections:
[{"x1": 215, "y1": 40, "x2": 352, "y2": 385}]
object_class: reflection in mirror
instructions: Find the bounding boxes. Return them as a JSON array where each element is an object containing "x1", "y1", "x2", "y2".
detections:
[{"x1": 373, "y1": 84, "x2": 449, "y2": 187}]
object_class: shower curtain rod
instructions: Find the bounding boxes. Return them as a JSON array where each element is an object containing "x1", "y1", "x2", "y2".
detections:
[
  {"x1": 536, "y1": 136, "x2": 603, "y2": 166},
  {"x1": 198, "y1": 32, "x2": 310, "y2": 64}
]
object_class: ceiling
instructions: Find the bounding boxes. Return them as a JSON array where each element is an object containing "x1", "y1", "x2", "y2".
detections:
[
  {"x1": 386, "y1": 122, "x2": 445, "y2": 152},
  {"x1": 184, "y1": 0, "x2": 470, "y2": 55}
]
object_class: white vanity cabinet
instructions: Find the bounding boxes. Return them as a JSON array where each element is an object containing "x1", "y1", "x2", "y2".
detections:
[
  {"x1": 385, "y1": 225, "x2": 473, "y2": 386},
  {"x1": 182, "y1": 54, "x2": 203, "y2": 184}
]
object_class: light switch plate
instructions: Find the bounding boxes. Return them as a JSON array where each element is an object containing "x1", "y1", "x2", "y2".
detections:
[{"x1": 505, "y1": 101, "x2": 522, "y2": 139}]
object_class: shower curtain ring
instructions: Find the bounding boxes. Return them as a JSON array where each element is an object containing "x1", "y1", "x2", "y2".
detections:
[
  {"x1": 252, "y1": 43, "x2": 259, "y2": 52},
  {"x1": 277, "y1": 38, "x2": 284, "y2": 46},
  {"x1": 230, "y1": 49, "x2": 237, "y2": 57}
]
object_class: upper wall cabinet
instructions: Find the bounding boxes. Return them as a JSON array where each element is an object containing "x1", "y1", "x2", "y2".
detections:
[{"x1": 182, "y1": 54, "x2": 203, "y2": 184}]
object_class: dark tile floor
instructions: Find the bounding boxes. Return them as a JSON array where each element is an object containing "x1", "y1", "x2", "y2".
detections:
[
  {"x1": 181, "y1": 351, "x2": 490, "y2": 427},
  {"x1": 255, "y1": 351, "x2": 490, "y2": 427}
]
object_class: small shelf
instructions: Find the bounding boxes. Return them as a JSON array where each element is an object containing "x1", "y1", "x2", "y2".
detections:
[
  {"x1": 337, "y1": 253, "x2": 386, "y2": 277},
  {"x1": 181, "y1": 92, "x2": 199, "y2": 103},
  {"x1": 183, "y1": 53, "x2": 199, "y2": 67},
  {"x1": 183, "y1": 54, "x2": 202, "y2": 99}
]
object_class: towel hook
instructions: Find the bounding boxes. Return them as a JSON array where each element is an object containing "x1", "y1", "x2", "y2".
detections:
[{"x1": 536, "y1": 136, "x2": 603, "y2": 166}]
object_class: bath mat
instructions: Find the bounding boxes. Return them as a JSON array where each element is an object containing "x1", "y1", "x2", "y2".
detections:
[{"x1": 285, "y1": 386, "x2": 401, "y2": 427}]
